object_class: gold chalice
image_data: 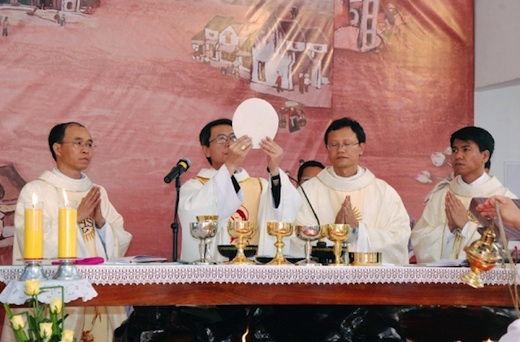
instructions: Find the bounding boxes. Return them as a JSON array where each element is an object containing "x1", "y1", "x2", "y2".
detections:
[
  {"x1": 266, "y1": 221, "x2": 294, "y2": 265},
  {"x1": 325, "y1": 224, "x2": 351, "y2": 265},
  {"x1": 295, "y1": 225, "x2": 322, "y2": 266},
  {"x1": 189, "y1": 219, "x2": 218, "y2": 264},
  {"x1": 227, "y1": 221, "x2": 256, "y2": 265}
]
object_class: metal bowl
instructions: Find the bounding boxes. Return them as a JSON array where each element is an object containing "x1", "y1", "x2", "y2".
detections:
[
  {"x1": 217, "y1": 245, "x2": 258, "y2": 260},
  {"x1": 349, "y1": 252, "x2": 382, "y2": 266},
  {"x1": 311, "y1": 244, "x2": 347, "y2": 265}
]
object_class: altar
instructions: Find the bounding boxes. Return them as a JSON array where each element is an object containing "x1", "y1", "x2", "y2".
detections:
[
  {"x1": 0, "y1": 264, "x2": 518, "y2": 307},
  {"x1": 0, "y1": 264, "x2": 518, "y2": 341}
]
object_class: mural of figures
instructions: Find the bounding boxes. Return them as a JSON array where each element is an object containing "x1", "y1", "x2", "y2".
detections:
[
  {"x1": 0, "y1": 164, "x2": 26, "y2": 265},
  {"x1": 0, "y1": 0, "x2": 473, "y2": 259}
]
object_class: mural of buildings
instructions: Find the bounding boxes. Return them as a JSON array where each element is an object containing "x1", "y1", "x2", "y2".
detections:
[{"x1": 191, "y1": 9, "x2": 332, "y2": 103}]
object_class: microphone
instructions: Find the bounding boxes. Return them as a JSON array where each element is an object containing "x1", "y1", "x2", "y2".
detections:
[{"x1": 164, "y1": 158, "x2": 191, "y2": 184}]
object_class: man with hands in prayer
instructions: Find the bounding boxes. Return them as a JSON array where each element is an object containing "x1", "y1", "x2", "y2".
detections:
[
  {"x1": 5, "y1": 121, "x2": 132, "y2": 342},
  {"x1": 411, "y1": 126, "x2": 516, "y2": 263},
  {"x1": 293, "y1": 117, "x2": 411, "y2": 266}
]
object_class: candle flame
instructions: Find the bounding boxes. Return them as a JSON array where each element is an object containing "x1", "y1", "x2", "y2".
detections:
[
  {"x1": 31, "y1": 193, "x2": 38, "y2": 205},
  {"x1": 241, "y1": 325, "x2": 249, "y2": 342}
]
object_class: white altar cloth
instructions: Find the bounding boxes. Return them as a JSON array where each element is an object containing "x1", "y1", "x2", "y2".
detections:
[
  {"x1": 0, "y1": 279, "x2": 98, "y2": 305},
  {"x1": 0, "y1": 264, "x2": 517, "y2": 287}
]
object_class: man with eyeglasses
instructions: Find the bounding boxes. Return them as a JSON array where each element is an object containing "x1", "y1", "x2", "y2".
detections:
[
  {"x1": 178, "y1": 118, "x2": 302, "y2": 262},
  {"x1": 7, "y1": 122, "x2": 132, "y2": 341},
  {"x1": 293, "y1": 117, "x2": 411, "y2": 265}
]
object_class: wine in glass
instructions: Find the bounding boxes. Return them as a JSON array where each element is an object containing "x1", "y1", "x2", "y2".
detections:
[{"x1": 295, "y1": 225, "x2": 322, "y2": 266}]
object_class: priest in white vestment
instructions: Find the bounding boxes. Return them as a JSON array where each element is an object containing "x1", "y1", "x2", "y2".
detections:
[
  {"x1": 3, "y1": 122, "x2": 133, "y2": 342},
  {"x1": 411, "y1": 126, "x2": 516, "y2": 263},
  {"x1": 294, "y1": 117, "x2": 411, "y2": 266},
  {"x1": 179, "y1": 118, "x2": 302, "y2": 263}
]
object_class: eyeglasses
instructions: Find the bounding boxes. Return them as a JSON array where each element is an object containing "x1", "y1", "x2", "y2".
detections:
[
  {"x1": 326, "y1": 142, "x2": 360, "y2": 150},
  {"x1": 60, "y1": 141, "x2": 96, "y2": 150},
  {"x1": 209, "y1": 134, "x2": 237, "y2": 145}
]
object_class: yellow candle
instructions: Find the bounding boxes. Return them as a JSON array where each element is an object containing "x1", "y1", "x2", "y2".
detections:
[
  {"x1": 24, "y1": 204, "x2": 43, "y2": 260},
  {"x1": 58, "y1": 206, "x2": 77, "y2": 259}
]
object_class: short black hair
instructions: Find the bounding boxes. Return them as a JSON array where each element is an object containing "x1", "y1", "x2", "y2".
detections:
[
  {"x1": 297, "y1": 160, "x2": 325, "y2": 183},
  {"x1": 324, "y1": 117, "x2": 366, "y2": 146},
  {"x1": 199, "y1": 118, "x2": 232, "y2": 165},
  {"x1": 48, "y1": 122, "x2": 85, "y2": 161},
  {"x1": 450, "y1": 126, "x2": 494, "y2": 169}
]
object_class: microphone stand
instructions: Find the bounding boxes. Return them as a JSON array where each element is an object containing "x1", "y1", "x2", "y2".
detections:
[
  {"x1": 170, "y1": 176, "x2": 182, "y2": 262},
  {"x1": 286, "y1": 172, "x2": 328, "y2": 250},
  {"x1": 286, "y1": 173, "x2": 321, "y2": 227}
]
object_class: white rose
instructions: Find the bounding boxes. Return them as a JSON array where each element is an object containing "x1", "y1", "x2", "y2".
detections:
[
  {"x1": 24, "y1": 280, "x2": 40, "y2": 296},
  {"x1": 10, "y1": 314, "x2": 26, "y2": 330},
  {"x1": 60, "y1": 329, "x2": 75, "y2": 342},
  {"x1": 50, "y1": 298, "x2": 63, "y2": 314},
  {"x1": 39, "y1": 322, "x2": 53, "y2": 339}
]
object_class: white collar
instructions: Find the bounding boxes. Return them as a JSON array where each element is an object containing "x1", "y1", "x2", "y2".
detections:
[
  {"x1": 52, "y1": 167, "x2": 86, "y2": 180},
  {"x1": 457, "y1": 171, "x2": 490, "y2": 188}
]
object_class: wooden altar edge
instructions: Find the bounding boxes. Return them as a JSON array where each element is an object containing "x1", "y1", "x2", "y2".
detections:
[
  {"x1": 0, "y1": 265, "x2": 517, "y2": 307},
  {"x1": 1, "y1": 282, "x2": 509, "y2": 307}
]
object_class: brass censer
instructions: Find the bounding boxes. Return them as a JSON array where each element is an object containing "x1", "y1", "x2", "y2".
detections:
[{"x1": 461, "y1": 222, "x2": 500, "y2": 288}]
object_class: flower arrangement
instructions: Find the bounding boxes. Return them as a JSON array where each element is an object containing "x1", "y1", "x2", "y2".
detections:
[{"x1": 3, "y1": 280, "x2": 75, "y2": 342}]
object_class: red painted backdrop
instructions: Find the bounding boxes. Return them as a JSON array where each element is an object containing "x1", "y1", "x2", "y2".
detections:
[{"x1": 0, "y1": 0, "x2": 473, "y2": 261}]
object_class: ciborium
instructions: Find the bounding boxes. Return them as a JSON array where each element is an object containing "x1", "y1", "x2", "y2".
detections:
[
  {"x1": 266, "y1": 221, "x2": 294, "y2": 265},
  {"x1": 227, "y1": 221, "x2": 256, "y2": 265},
  {"x1": 461, "y1": 222, "x2": 500, "y2": 288},
  {"x1": 190, "y1": 218, "x2": 218, "y2": 264},
  {"x1": 325, "y1": 224, "x2": 351, "y2": 266},
  {"x1": 295, "y1": 225, "x2": 321, "y2": 266}
]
